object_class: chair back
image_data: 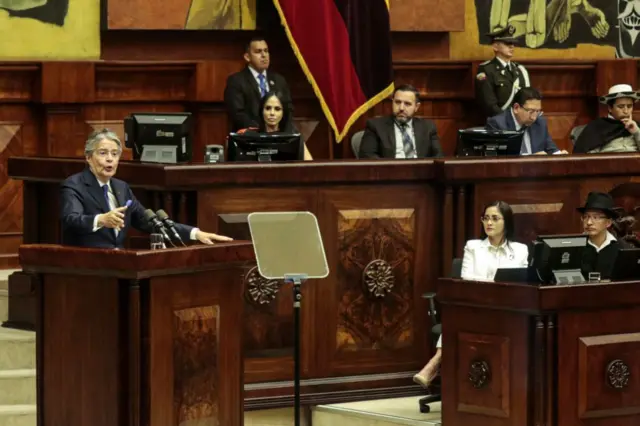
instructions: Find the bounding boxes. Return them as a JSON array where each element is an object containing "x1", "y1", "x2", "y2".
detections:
[
  {"x1": 570, "y1": 124, "x2": 587, "y2": 145},
  {"x1": 451, "y1": 258, "x2": 462, "y2": 279},
  {"x1": 351, "y1": 130, "x2": 365, "y2": 158}
]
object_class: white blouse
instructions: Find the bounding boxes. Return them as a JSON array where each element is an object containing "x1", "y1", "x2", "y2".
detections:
[{"x1": 436, "y1": 238, "x2": 529, "y2": 348}]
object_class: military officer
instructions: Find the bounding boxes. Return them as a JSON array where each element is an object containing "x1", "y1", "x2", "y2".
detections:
[{"x1": 475, "y1": 25, "x2": 531, "y2": 118}]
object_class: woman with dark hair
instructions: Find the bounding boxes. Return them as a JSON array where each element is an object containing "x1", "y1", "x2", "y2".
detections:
[
  {"x1": 413, "y1": 200, "x2": 528, "y2": 388},
  {"x1": 243, "y1": 90, "x2": 312, "y2": 160}
]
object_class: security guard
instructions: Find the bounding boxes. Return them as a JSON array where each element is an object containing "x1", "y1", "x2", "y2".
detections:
[{"x1": 475, "y1": 25, "x2": 530, "y2": 118}]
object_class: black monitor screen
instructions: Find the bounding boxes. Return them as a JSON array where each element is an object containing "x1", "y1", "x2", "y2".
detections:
[
  {"x1": 457, "y1": 128, "x2": 524, "y2": 157},
  {"x1": 125, "y1": 112, "x2": 192, "y2": 163},
  {"x1": 611, "y1": 248, "x2": 640, "y2": 281},
  {"x1": 531, "y1": 234, "x2": 587, "y2": 284},
  {"x1": 227, "y1": 132, "x2": 303, "y2": 162}
]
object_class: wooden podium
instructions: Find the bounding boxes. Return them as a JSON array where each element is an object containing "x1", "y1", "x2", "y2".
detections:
[
  {"x1": 20, "y1": 243, "x2": 254, "y2": 426},
  {"x1": 438, "y1": 278, "x2": 640, "y2": 426}
]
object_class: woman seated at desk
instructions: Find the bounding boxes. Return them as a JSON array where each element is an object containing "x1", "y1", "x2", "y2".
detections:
[
  {"x1": 413, "y1": 200, "x2": 528, "y2": 388},
  {"x1": 237, "y1": 90, "x2": 313, "y2": 161}
]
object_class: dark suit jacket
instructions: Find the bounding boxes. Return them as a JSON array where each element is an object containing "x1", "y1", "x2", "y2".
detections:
[
  {"x1": 60, "y1": 168, "x2": 193, "y2": 249},
  {"x1": 358, "y1": 116, "x2": 443, "y2": 159},
  {"x1": 486, "y1": 109, "x2": 559, "y2": 154},
  {"x1": 224, "y1": 67, "x2": 293, "y2": 131}
]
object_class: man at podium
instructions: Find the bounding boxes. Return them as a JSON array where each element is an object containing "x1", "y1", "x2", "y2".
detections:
[{"x1": 60, "y1": 129, "x2": 232, "y2": 249}]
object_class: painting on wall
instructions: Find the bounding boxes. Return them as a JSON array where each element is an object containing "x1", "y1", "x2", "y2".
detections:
[
  {"x1": 451, "y1": 0, "x2": 619, "y2": 59},
  {"x1": 0, "y1": 0, "x2": 99, "y2": 58},
  {"x1": 106, "y1": 0, "x2": 257, "y2": 30}
]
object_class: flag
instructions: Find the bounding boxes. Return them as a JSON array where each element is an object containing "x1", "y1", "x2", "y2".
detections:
[{"x1": 272, "y1": 0, "x2": 394, "y2": 142}]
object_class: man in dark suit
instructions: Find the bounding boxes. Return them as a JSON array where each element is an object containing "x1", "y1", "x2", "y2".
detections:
[
  {"x1": 486, "y1": 87, "x2": 568, "y2": 155},
  {"x1": 358, "y1": 84, "x2": 443, "y2": 159},
  {"x1": 61, "y1": 129, "x2": 231, "y2": 249},
  {"x1": 475, "y1": 25, "x2": 530, "y2": 118},
  {"x1": 224, "y1": 36, "x2": 293, "y2": 131}
]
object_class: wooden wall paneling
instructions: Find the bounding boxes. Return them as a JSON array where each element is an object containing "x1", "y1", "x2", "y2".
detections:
[
  {"x1": 193, "y1": 61, "x2": 244, "y2": 102},
  {"x1": 390, "y1": 0, "x2": 464, "y2": 32},
  {"x1": 391, "y1": 33, "x2": 450, "y2": 62},
  {"x1": 95, "y1": 62, "x2": 194, "y2": 102},
  {"x1": 0, "y1": 64, "x2": 39, "y2": 102},
  {"x1": 315, "y1": 184, "x2": 435, "y2": 376},
  {"x1": 40, "y1": 63, "x2": 95, "y2": 104},
  {"x1": 44, "y1": 107, "x2": 89, "y2": 158},
  {"x1": 197, "y1": 187, "x2": 317, "y2": 383},
  {"x1": 190, "y1": 104, "x2": 229, "y2": 163}
]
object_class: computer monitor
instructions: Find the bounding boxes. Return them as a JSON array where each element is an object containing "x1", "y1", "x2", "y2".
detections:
[
  {"x1": 124, "y1": 112, "x2": 192, "y2": 163},
  {"x1": 611, "y1": 248, "x2": 640, "y2": 281},
  {"x1": 227, "y1": 132, "x2": 303, "y2": 162},
  {"x1": 531, "y1": 234, "x2": 588, "y2": 284},
  {"x1": 457, "y1": 128, "x2": 524, "y2": 157}
]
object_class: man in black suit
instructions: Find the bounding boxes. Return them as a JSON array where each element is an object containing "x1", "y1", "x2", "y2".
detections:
[
  {"x1": 224, "y1": 36, "x2": 293, "y2": 131},
  {"x1": 61, "y1": 129, "x2": 231, "y2": 249},
  {"x1": 359, "y1": 84, "x2": 443, "y2": 159}
]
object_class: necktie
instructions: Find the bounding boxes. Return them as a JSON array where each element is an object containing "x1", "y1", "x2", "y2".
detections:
[
  {"x1": 258, "y1": 74, "x2": 267, "y2": 97},
  {"x1": 399, "y1": 123, "x2": 416, "y2": 158},
  {"x1": 102, "y1": 184, "x2": 111, "y2": 210}
]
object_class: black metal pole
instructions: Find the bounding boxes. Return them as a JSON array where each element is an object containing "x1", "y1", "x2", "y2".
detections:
[{"x1": 293, "y1": 281, "x2": 301, "y2": 426}]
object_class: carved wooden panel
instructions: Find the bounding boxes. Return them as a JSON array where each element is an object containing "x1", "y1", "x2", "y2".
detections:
[
  {"x1": 335, "y1": 208, "x2": 415, "y2": 353},
  {"x1": 198, "y1": 188, "x2": 315, "y2": 382},
  {"x1": 578, "y1": 333, "x2": 640, "y2": 419},
  {"x1": 173, "y1": 306, "x2": 220, "y2": 426},
  {"x1": 0, "y1": 121, "x2": 23, "y2": 267},
  {"x1": 559, "y1": 307, "x2": 640, "y2": 426},
  {"x1": 456, "y1": 332, "x2": 510, "y2": 418},
  {"x1": 316, "y1": 185, "x2": 435, "y2": 375}
]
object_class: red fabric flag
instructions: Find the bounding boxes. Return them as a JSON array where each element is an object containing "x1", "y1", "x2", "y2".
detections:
[{"x1": 272, "y1": 0, "x2": 394, "y2": 142}]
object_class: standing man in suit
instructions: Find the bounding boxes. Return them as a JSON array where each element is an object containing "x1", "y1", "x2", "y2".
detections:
[
  {"x1": 61, "y1": 129, "x2": 232, "y2": 249},
  {"x1": 475, "y1": 25, "x2": 531, "y2": 118},
  {"x1": 358, "y1": 84, "x2": 443, "y2": 159},
  {"x1": 486, "y1": 88, "x2": 568, "y2": 155},
  {"x1": 224, "y1": 36, "x2": 293, "y2": 131}
]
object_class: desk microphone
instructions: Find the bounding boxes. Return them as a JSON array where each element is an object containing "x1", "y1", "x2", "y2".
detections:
[
  {"x1": 143, "y1": 209, "x2": 175, "y2": 247},
  {"x1": 156, "y1": 209, "x2": 186, "y2": 247}
]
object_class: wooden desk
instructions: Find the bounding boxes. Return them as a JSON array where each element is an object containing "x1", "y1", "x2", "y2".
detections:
[
  {"x1": 9, "y1": 157, "x2": 440, "y2": 408},
  {"x1": 21, "y1": 243, "x2": 253, "y2": 426},
  {"x1": 438, "y1": 277, "x2": 640, "y2": 426}
]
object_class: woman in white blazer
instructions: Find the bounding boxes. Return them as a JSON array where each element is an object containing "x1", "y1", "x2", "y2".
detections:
[{"x1": 413, "y1": 200, "x2": 529, "y2": 388}]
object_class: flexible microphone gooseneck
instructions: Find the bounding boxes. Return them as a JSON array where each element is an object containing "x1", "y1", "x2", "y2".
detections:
[
  {"x1": 143, "y1": 209, "x2": 175, "y2": 247},
  {"x1": 156, "y1": 209, "x2": 187, "y2": 247}
]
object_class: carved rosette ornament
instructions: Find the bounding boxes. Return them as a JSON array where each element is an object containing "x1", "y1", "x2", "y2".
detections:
[
  {"x1": 244, "y1": 267, "x2": 280, "y2": 305},
  {"x1": 363, "y1": 259, "x2": 395, "y2": 298},
  {"x1": 468, "y1": 360, "x2": 491, "y2": 389},
  {"x1": 606, "y1": 359, "x2": 630, "y2": 389}
]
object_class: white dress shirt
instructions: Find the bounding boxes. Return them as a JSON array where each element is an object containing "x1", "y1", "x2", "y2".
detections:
[
  {"x1": 91, "y1": 176, "x2": 199, "y2": 241},
  {"x1": 393, "y1": 119, "x2": 416, "y2": 159},
  {"x1": 436, "y1": 238, "x2": 529, "y2": 348},
  {"x1": 249, "y1": 66, "x2": 269, "y2": 92},
  {"x1": 588, "y1": 231, "x2": 617, "y2": 253}
]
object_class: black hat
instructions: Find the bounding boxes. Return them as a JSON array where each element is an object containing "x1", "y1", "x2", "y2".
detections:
[
  {"x1": 487, "y1": 25, "x2": 519, "y2": 44},
  {"x1": 577, "y1": 192, "x2": 617, "y2": 217}
]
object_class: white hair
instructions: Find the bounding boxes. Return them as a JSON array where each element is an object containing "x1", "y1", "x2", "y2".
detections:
[{"x1": 84, "y1": 129, "x2": 122, "y2": 157}]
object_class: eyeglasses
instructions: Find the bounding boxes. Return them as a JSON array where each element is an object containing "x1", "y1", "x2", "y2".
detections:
[
  {"x1": 521, "y1": 106, "x2": 543, "y2": 116},
  {"x1": 481, "y1": 215, "x2": 504, "y2": 223},
  {"x1": 581, "y1": 214, "x2": 608, "y2": 222},
  {"x1": 95, "y1": 149, "x2": 121, "y2": 158}
]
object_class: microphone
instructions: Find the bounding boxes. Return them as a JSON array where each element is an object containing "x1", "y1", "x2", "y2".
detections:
[
  {"x1": 156, "y1": 209, "x2": 186, "y2": 247},
  {"x1": 143, "y1": 209, "x2": 175, "y2": 247}
]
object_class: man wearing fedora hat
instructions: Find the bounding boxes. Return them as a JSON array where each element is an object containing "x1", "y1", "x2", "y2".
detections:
[
  {"x1": 578, "y1": 191, "x2": 627, "y2": 280},
  {"x1": 573, "y1": 84, "x2": 640, "y2": 153},
  {"x1": 475, "y1": 25, "x2": 531, "y2": 118}
]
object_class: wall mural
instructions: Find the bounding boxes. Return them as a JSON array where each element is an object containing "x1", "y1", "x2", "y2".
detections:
[
  {"x1": 0, "y1": 0, "x2": 99, "y2": 58},
  {"x1": 475, "y1": 0, "x2": 639, "y2": 57},
  {"x1": 106, "y1": 0, "x2": 256, "y2": 30}
]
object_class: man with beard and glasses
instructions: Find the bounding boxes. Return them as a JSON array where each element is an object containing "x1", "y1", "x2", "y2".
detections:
[
  {"x1": 573, "y1": 84, "x2": 640, "y2": 154},
  {"x1": 358, "y1": 84, "x2": 443, "y2": 159}
]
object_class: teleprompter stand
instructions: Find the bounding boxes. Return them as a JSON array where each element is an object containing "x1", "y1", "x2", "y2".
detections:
[{"x1": 248, "y1": 212, "x2": 329, "y2": 426}]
